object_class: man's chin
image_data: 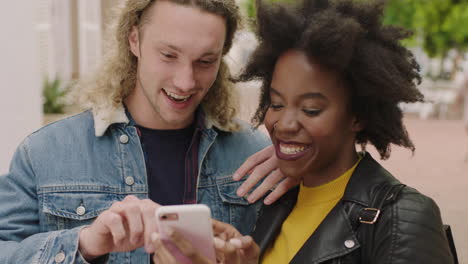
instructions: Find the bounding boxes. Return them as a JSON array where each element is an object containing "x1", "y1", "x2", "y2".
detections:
[{"x1": 161, "y1": 115, "x2": 195, "y2": 129}]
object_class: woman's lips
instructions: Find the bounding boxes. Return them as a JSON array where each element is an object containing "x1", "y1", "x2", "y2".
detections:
[{"x1": 275, "y1": 141, "x2": 311, "y2": 161}]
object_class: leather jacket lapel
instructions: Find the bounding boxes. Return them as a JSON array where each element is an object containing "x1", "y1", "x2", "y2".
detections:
[
  {"x1": 251, "y1": 153, "x2": 388, "y2": 262},
  {"x1": 290, "y1": 203, "x2": 360, "y2": 263},
  {"x1": 251, "y1": 187, "x2": 299, "y2": 255},
  {"x1": 343, "y1": 153, "x2": 399, "y2": 206}
]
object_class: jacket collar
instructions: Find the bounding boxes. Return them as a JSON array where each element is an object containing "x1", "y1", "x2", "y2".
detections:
[
  {"x1": 290, "y1": 204, "x2": 361, "y2": 263},
  {"x1": 342, "y1": 152, "x2": 399, "y2": 207},
  {"x1": 253, "y1": 188, "x2": 361, "y2": 263},
  {"x1": 91, "y1": 103, "x2": 228, "y2": 137},
  {"x1": 92, "y1": 104, "x2": 129, "y2": 137},
  {"x1": 252, "y1": 152, "x2": 399, "y2": 262},
  {"x1": 251, "y1": 187, "x2": 299, "y2": 254}
]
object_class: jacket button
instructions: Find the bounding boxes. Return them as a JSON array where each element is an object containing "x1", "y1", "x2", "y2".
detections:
[
  {"x1": 344, "y1": 239, "x2": 356, "y2": 249},
  {"x1": 119, "y1": 134, "x2": 129, "y2": 144},
  {"x1": 54, "y1": 251, "x2": 66, "y2": 263},
  {"x1": 125, "y1": 176, "x2": 135, "y2": 186},
  {"x1": 76, "y1": 205, "x2": 86, "y2": 216}
]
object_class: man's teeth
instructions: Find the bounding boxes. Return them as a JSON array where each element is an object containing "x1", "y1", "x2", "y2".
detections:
[
  {"x1": 164, "y1": 89, "x2": 191, "y2": 101},
  {"x1": 279, "y1": 143, "x2": 306, "y2": 155}
]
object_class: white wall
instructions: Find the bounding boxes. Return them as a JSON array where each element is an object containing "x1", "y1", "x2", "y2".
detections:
[
  {"x1": 78, "y1": 0, "x2": 103, "y2": 76},
  {"x1": 0, "y1": 2, "x2": 42, "y2": 174}
]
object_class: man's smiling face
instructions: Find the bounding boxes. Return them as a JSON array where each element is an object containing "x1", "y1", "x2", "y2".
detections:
[{"x1": 127, "y1": 1, "x2": 227, "y2": 129}]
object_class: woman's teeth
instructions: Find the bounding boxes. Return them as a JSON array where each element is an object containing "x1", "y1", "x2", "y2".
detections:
[
  {"x1": 279, "y1": 143, "x2": 306, "y2": 155},
  {"x1": 164, "y1": 89, "x2": 191, "y2": 102}
]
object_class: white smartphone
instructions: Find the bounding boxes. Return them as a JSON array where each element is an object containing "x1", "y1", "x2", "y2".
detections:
[{"x1": 155, "y1": 204, "x2": 216, "y2": 263}]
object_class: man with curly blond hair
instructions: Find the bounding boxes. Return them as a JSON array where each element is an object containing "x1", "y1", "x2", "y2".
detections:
[{"x1": 0, "y1": 0, "x2": 291, "y2": 263}]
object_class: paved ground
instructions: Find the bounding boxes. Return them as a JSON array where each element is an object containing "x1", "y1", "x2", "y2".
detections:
[{"x1": 238, "y1": 85, "x2": 468, "y2": 263}]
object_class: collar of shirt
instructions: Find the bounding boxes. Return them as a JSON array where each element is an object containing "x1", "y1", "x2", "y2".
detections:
[
  {"x1": 91, "y1": 103, "x2": 224, "y2": 137},
  {"x1": 123, "y1": 105, "x2": 203, "y2": 204}
]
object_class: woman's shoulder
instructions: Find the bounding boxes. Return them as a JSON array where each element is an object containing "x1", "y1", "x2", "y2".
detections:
[
  {"x1": 371, "y1": 184, "x2": 454, "y2": 263},
  {"x1": 395, "y1": 185, "x2": 442, "y2": 219}
]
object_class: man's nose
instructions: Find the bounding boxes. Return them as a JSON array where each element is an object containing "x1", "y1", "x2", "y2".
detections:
[{"x1": 173, "y1": 64, "x2": 196, "y2": 91}]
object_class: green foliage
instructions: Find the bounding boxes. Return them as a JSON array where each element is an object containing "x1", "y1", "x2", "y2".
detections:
[
  {"x1": 244, "y1": 0, "x2": 468, "y2": 53},
  {"x1": 442, "y1": 3, "x2": 468, "y2": 45},
  {"x1": 242, "y1": 0, "x2": 468, "y2": 79},
  {"x1": 384, "y1": 0, "x2": 468, "y2": 79},
  {"x1": 384, "y1": 0, "x2": 468, "y2": 57},
  {"x1": 243, "y1": 0, "x2": 296, "y2": 20},
  {"x1": 244, "y1": 0, "x2": 255, "y2": 20},
  {"x1": 42, "y1": 77, "x2": 68, "y2": 114}
]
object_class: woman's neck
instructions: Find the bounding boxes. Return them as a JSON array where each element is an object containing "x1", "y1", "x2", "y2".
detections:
[{"x1": 302, "y1": 150, "x2": 360, "y2": 188}]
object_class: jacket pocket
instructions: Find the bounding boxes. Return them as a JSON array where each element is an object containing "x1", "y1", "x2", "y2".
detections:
[
  {"x1": 215, "y1": 180, "x2": 261, "y2": 235},
  {"x1": 41, "y1": 191, "x2": 119, "y2": 230},
  {"x1": 216, "y1": 180, "x2": 250, "y2": 206}
]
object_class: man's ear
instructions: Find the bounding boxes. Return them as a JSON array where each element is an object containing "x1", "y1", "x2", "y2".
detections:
[{"x1": 129, "y1": 26, "x2": 140, "y2": 57}]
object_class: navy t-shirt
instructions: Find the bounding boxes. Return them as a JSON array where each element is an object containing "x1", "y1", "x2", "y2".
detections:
[{"x1": 137, "y1": 123, "x2": 195, "y2": 205}]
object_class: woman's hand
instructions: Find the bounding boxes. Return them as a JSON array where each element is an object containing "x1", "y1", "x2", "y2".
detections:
[
  {"x1": 151, "y1": 228, "x2": 213, "y2": 264},
  {"x1": 234, "y1": 145, "x2": 300, "y2": 205},
  {"x1": 151, "y1": 219, "x2": 259, "y2": 264},
  {"x1": 213, "y1": 235, "x2": 259, "y2": 264}
]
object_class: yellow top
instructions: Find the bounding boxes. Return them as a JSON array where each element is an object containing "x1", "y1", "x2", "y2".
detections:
[{"x1": 262, "y1": 158, "x2": 361, "y2": 264}]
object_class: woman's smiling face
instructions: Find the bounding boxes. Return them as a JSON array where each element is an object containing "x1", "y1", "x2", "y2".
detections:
[{"x1": 265, "y1": 50, "x2": 362, "y2": 187}]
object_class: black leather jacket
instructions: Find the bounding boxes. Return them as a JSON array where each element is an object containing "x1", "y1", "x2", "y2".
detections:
[{"x1": 251, "y1": 153, "x2": 454, "y2": 263}]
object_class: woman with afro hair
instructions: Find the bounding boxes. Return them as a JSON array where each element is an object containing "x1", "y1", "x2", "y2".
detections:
[
  {"x1": 150, "y1": 0, "x2": 456, "y2": 263},
  {"x1": 237, "y1": 0, "x2": 455, "y2": 262}
]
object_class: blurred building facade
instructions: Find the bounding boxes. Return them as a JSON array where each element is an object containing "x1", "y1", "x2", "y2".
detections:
[
  {"x1": 38, "y1": 0, "x2": 245, "y2": 82},
  {"x1": 0, "y1": 2, "x2": 42, "y2": 174},
  {"x1": 37, "y1": 0, "x2": 126, "y2": 82},
  {"x1": 0, "y1": 0, "x2": 124, "y2": 174},
  {"x1": 1, "y1": 0, "x2": 251, "y2": 173}
]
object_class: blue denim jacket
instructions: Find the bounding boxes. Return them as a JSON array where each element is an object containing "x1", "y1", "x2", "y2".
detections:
[{"x1": 0, "y1": 108, "x2": 270, "y2": 263}]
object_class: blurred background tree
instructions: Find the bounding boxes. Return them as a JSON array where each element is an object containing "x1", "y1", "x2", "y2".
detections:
[
  {"x1": 384, "y1": 0, "x2": 468, "y2": 80},
  {"x1": 243, "y1": 0, "x2": 296, "y2": 22},
  {"x1": 242, "y1": 0, "x2": 468, "y2": 80}
]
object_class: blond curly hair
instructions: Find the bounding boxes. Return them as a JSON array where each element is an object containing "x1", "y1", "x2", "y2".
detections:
[{"x1": 72, "y1": 0, "x2": 241, "y2": 131}]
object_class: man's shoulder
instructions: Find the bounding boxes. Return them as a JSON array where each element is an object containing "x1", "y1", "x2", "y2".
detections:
[
  {"x1": 206, "y1": 119, "x2": 271, "y2": 160},
  {"x1": 25, "y1": 110, "x2": 95, "y2": 147},
  {"x1": 216, "y1": 119, "x2": 270, "y2": 147},
  {"x1": 32, "y1": 111, "x2": 93, "y2": 136}
]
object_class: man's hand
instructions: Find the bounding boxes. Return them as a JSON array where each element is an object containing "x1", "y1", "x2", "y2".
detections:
[
  {"x1": 233, "y1": 145, "x2": 299, "y2": 205},
  {"x1": 78, "y1": 195, "x2": 160, "y2": 261}
]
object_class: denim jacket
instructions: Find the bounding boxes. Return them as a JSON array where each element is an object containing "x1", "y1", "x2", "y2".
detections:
[{"x1": 0, "y1": 106, "x2": 270, "y2": 264}]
